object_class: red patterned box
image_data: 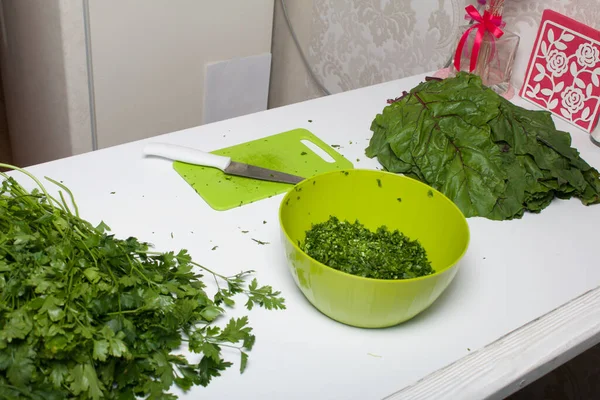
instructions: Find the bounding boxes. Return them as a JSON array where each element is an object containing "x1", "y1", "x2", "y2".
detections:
[{"x1": 520, "y1": 9, "x2": 600, "y2": 133}]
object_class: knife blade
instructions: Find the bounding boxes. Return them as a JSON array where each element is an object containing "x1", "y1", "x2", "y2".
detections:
[{"x1": 143, "y1": 142, "x2": 305, "y2": 185}]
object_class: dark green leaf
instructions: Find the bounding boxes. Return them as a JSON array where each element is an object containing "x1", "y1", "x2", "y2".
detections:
[{"x1": 366, "y1": 72, "x2": 600, "y2": 220}]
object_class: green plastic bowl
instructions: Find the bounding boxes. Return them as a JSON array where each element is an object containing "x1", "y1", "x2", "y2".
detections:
[{"x1": 279, "y1": 169, "x2": 470, "y2": 328}]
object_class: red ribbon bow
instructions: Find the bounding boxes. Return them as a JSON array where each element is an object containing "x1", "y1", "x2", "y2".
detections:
[{"x1": 454, "y1": 5, "x2": 505, "y2": 73}]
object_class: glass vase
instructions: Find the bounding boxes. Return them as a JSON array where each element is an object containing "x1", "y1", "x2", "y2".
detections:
[{"x1": 452, "y1": 25, "x2": 520, "y2": 94}]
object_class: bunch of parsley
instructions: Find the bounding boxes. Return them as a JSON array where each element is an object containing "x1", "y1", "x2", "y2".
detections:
[{"x1": 0, "y1": 166, "x2": 285, "y2": 399}]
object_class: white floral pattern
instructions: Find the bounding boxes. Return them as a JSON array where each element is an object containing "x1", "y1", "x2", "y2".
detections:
[
  {"x1": 304, "y1": 0, "x2": 463, "y2": 95},
  {"x1": 521, "y1": 11, "x2": 600, "y2": 132},
  {"x1": 561, "y1": 86, "x2": 586, "y2": 113},
  {"x1": 546, "y1": 49, "x2": 569, "y2": 76},
  {"x1": 270, "y1": 0, "x2": 600, "y2": 108},
  {"x1": 576, "y1": 43, "x2": 600, "y2": 68}
]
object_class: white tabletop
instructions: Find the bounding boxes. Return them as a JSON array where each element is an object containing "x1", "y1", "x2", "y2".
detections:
[{"x1": 15, "y1": 72, "x2": 600, "y2": 400}]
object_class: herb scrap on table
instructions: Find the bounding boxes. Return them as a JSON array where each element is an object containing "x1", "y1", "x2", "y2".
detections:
[
  {"x1": 252, "y1": 238, "x2": 270, "y2": 245},
  {"x1": 0, "y1": 164, "x2": 286, "y2": 399}
]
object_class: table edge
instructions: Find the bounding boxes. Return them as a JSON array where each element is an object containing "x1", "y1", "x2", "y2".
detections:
[{"x1": 383, "y1": 284, "x2": 600, "y2": 400}]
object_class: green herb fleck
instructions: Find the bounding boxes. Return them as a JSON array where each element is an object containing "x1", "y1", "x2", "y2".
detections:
[
  {"x1": 301, "y1": 151, "x2": 307, "y2": 156},
  {"x1": 212, "y1": 246, "x2": 218, "y2": 250},
  {"x1": 308, "y1": 119, "x2": 313, "y2": 123},
  {"x1": 171, "y1": 232, "x2": 174, "y2": 238},
  {"x1": 377, "y1": 179, "x2": 382, "y2": 188},
  {"x1": 263, "y1": 221, "x2": 267, "y2": 224},
  {"x1": 397, "y1": 197, "x2": 402, "y2": 202},
  {"x1": 252, "y1": 238, "x2": 270, "y2": 245},
  {"x1": 427, "y1": 190, "x2": 433, "y2": 198},
  {"x1": 241, "y1": 230, "x2": 249, "y2": 234},
  {"x1": 301, "y1": 216, "x2": 433, "y2": 280},
  {"x1": 331, "y1": 144, "x2": 341, "y2": 149},
  {"x1": 110, "y1": 191, "x2": 115, "y2": 195}
]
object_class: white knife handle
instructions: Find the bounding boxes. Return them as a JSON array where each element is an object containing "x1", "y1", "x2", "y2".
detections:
[{"x1": 143, "y1": 143, "x2": 231, "y2": 171}]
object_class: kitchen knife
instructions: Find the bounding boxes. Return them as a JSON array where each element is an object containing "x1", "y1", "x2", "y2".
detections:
[{"x1": 143, "y1": 142, "x2": 305, "y2": 185}]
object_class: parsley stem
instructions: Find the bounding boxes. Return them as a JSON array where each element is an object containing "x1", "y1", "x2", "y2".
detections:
[
  {"x1": 0, "y1": 165, "x2": 67, "y2": 214},
  {"x1": 207, "y1": 341, "x2": 243, "y2": 351},
  {"x1": 106, "y1": 306, "x2": 147, "y2": 316},
  {"x1": 0, "y1": 384, "x2": 33, "y2": 397},
  {"x1": 125, "y1": 252, "x2": 155, "y2": 286},
  {"x1": 45, "y1": 176, "x2": 80, "y2": 217},
  {"x1": 142, "y1": 251, "x2": 231, "y2": 281},
  {"x1": 189, "y1": 261, "x2": 230, "y2": 281},
  {"x1": 58, "y1": 190, "x2": 72, "y2": 215}
]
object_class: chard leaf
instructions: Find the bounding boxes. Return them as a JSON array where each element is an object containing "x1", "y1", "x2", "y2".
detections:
[{"x1": 366, "y1": 72, "x2": 600, "y2": 220}]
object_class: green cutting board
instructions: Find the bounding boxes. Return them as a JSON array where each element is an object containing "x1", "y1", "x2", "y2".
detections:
[{"x1": 173, "y1": 129, "x2": 354, "y2": 211}]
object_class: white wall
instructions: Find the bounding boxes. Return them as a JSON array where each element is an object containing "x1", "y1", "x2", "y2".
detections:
[
  {"x1": 0, "y1": 0, "x2": 274, "y2": 166},
  {"x1": 88, "y1": 0, "x2": 275, "y2": 149}
]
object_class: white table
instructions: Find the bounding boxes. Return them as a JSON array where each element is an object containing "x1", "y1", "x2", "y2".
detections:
[{"x1": 15, "y1": 72, "x2": 600, "y2": 399}]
